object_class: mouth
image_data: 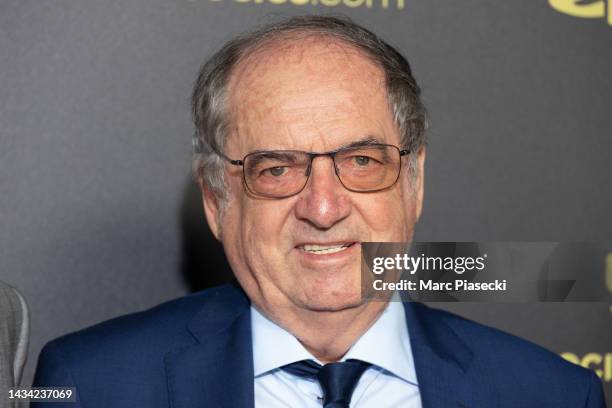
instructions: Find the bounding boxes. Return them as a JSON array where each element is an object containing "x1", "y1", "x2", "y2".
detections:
[{"x1": 297, "y1": 242, "x2": 357, "y2": 255}]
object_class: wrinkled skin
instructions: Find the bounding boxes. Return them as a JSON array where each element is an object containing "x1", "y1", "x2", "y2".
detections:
[{"x1": 202, "y1": 36, "x2": 425, "y2": 361}]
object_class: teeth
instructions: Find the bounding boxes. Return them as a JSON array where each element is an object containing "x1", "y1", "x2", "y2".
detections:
[{"x1": 301, "y1": 243, "x2": 351, "y2": 254}]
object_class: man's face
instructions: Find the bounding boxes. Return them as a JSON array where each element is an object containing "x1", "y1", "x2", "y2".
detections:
[{"x1": 203, "y1": 38, "x2": 425, "y2": 317}]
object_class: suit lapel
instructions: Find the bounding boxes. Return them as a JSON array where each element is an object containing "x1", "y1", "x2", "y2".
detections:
[
  {"x1": 165, "y1": 284, "x2": 254, "y2": 408},
  {"x1": 403, "y1": 302, "x2": 475, "y2": 408},
  {"x1": 164, "y1": 285, "x2": 479, "y2": 408}
]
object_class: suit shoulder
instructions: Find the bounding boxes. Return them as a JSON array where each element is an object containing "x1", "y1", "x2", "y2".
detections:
[
  {"x1": 414, "y1": 303, "x2": 595, "y2": 383},
  {"x1": 39, "y1": 285, "x2": 237, "y2": 365}
]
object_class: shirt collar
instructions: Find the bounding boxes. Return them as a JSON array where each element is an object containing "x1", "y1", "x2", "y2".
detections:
[
  {"x1": 250, "y1": 296, "x2": 418, "y2": 385},
  {"x1": 343, "y1": 298, "x2": 418, "y2": 385},
  {"x1": 251, "y1": 306, "x2": 316, "y2": 377}
]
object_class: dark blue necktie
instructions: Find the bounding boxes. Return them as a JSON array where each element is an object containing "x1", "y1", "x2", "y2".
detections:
[{"x1": 281, "y1": 359, "x2": 372, "y2": 407}]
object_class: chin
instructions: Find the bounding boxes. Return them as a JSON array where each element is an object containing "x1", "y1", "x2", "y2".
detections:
[{"x1": 298, "y1": 285, "x2": 364, "y2": 312}]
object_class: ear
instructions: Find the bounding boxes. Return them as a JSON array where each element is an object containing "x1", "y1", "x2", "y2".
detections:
[
  {"x1": 199, "y1": 178, "x2": 222, "y2": 241},
  {"x1": 413, "y1": 147, "x2": 426, "y2": 221}
]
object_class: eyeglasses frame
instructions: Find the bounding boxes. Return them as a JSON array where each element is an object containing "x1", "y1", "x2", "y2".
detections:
[{"x1": 213, "y1": 143, "x2": 410, "y2": 199}]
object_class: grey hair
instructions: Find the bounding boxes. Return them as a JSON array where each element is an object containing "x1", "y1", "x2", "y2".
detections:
[{"x1": 192, "y1": 15, "x2": 428, "y2": 199}]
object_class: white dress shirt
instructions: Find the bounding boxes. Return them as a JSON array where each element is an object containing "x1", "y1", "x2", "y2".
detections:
[{"x1": 251, "y1": 299, "x2": 422, "y2": 407}]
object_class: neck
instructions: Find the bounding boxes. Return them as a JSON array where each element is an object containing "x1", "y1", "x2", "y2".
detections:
[{"x1": 260, "y1": 299, "x2": 389, "y2": 364}]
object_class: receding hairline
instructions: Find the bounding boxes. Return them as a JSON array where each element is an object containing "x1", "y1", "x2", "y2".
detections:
[
  {"x1": 236, "y1": 28, "x2": 382, "y2": 62},
  {"x1": 224, "y1": 30, "x2": 390, "y2": 124},
  {"x1": 238, "y1": 33, "x2": 385, "y2": 81}
]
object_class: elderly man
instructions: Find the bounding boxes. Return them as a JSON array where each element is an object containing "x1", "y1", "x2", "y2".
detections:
[
  {"x1": 1, "y1": 281, "x2": 29, "y2": 408},
  {"x1": 33, "y1": 16, "x2": 605, "y2": 408}
]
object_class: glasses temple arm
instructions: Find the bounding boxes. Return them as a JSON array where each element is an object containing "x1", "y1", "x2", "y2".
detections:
[{"x1": 202, "y1": 140, "x2": 244, "y2": 166}]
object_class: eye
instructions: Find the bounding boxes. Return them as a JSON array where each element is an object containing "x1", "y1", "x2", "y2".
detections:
[
  {"x1": 353, "y1": 156, "x2": 371, "y2": 166},
  {"x1": 265, "y1": 166, "x2": 287, "y2": 177}
]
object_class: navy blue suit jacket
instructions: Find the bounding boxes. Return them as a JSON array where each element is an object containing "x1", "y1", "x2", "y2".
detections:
[{"x1": 33, "y1": 284, "x2": 606, "y2": 407}]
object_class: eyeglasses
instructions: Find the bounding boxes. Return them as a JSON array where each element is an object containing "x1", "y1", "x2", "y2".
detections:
[{"x1": 215, "y1": 143, "x2": 410, "y2": 199}]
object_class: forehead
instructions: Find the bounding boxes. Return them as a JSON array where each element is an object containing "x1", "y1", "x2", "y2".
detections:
[{"x1": 226, "y1": 35, "x2": 398, "y2": 152}]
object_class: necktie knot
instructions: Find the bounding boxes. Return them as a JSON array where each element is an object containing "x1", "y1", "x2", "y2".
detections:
[{"x1": 281, "y1": 359, "x2": 371, "y2": 407}]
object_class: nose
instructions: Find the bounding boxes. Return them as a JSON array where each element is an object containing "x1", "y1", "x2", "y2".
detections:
[{"x1": 294, "y1": 156, "x2": 351, "y2": 230}]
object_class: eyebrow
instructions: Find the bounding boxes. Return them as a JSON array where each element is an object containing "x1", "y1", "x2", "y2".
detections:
[
  {"x1": 247, "y1": 151, "x2": 301, "y2": 167},
  {"x1": 246, "y1": 135, "x2": 386, "y2": 157},
  {"x1": 336, "y1": 136, "x2": 386, "y2": 150}
]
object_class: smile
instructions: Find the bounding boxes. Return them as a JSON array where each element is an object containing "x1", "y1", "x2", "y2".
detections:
[{"x1": 298, "y1": 242, "x2": 356, "y2": 255}]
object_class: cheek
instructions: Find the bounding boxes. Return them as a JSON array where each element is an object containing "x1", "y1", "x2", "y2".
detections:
[
  {"x1": 238, "y1": 197, "x2": 294, "y2": 257},
  {"x1": 357, "y1": 186, "x2": 417, "y2": 241},
  {"x1": 219, "y1": 194, "x2": 295, "y2": 293},
  {"x1": 222, "y1": 174, "x2": 291, "y2": 253}
]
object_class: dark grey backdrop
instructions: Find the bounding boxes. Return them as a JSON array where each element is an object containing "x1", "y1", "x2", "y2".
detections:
[{"x1": 1, "y1": 0, "x2": 611, "y2": 403}]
